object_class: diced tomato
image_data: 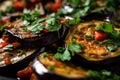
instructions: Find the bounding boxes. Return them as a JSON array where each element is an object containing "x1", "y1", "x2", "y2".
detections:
[
  {"x1": 2, "y1": 35, "x2": 9, "y2": 42},
  {"x1": 52, "y1": 3, "x2": 62, "y2": 12},
  {"x1": 17, "y1": 67, "x2": 33, "y2": 79},
  {"x1": 94, "y1": 30, "x2": 108, "y2": 41},
  {"x1": 2, "y1": 17, "x2": 10, "y2": 23},
  {"x1": 0, "y1": 41, "x2": 9, "y2": 48},
  {"x1": 13, "y1": 0, "x2": 26, "y2": 10},
  {"x1": 5, "y1": 24, "x2": 13, "y2": 29},
  {"x1": 42, "y1": 29, "x2": 49, "y2": 33},
  {"x1": 31, "y1": 0, "x2": 40, "y2": 3},
  {"x1": 4, "y1": 54, "x2": 11, "y2": 65},
  {"x1": 46, "y1": 0, "x2": 62, "y2": 12},
  {"x1": 4, "y1": 57, "x2": 11, "y2": 65},
  {"x1": 55, "y1": 0, "x2": 62, "y2": 4},
  {"x1": 30, "y1": 73, "x2": 39, "y2": 80},
  {"x1": 17, "y1": 62, "x2": 33, "y2": 79}
]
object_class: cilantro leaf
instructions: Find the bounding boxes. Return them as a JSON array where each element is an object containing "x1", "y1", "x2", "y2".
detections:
[
  {"x1": 54, "y1": 39, "x2": 83, "y2": 61},
  {"x1": 54, "y1": 52, "x2": 63, "y2": 60},
  {"x1": 67, "y1": 17, "x2": 81, "y2": 26},
  {"x1": 5, "y1": 6, "x2": 16, "y2": 13},
  {"x1": 17, "y1": 49, "x2": 24, "y2": 55},
  {"x1": 54, "y1": 48, "x2": 71, "y2": 61},
  {"x1": 48, "y1": 65, "x2": 56, "y2": 71},
  {"x1": 95, "y1": 23, "x2": 114, "y2": 33},
  {"x1": 28, "y1": 23, "x2": 44, "y2": 33},
  {"x1": 3, "y1": 44, "x2": 13, "y2": 51},
  {"x1": 88, "y1": 70, "x2": 120, "y2": 80},
  {"x1": 106, "y1": 44, "x2": 118, "y2": 52},
  {"x1": 21, "y1": 8, "x2": 40, "y2": 23},
  {"x1": 72, "y1": 6, "x2": 90, "y2": 18},
  {"x1": 45, "y1": 17, "x2": 61, "y2": 32},
  {"x1": 68, "y1": 41, "x2": 83, "y2": 56},
  {"x1": 41, "y1": 52, "x2": 48, "y2": 58},
  {"x1": 0, "y1": 24, "x2": 8, "y2": 32},
  {"x1": 62, "y1": 48, "x2": 71, "y2": 61}
]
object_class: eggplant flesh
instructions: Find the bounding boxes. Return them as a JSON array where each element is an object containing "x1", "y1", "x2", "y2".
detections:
[
  {"x1": 32, "y1": 53, "x2": 88, "y2": 80},
  {"x1": 65, "y1": 20, "x2": 120, "y2": 63},
  {"x1": 0, "y1": 33, "x2": 40, "y2": 68}
]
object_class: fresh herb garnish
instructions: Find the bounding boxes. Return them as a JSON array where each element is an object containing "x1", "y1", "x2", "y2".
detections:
[
  {"x1": 68, "y1": 39, "x2": 83, "y2": 56},
  {"x1": 84, "y1": 35, "x2": 94, "y2": 40},
  {"x1": 5, "y1": 6, "x2": 16, "y2": 13},
  {"x1": 106, "y1": 44, "x2": 118, "y2": 52},
  {"x1": 54, "y1": 39, "x2": 84, "y2": 61},
  {"x1": 95, "y1": 22, "x2": 120, "y2": 52},
  {"x1": 41, "y1": 52, "x2": 48, "y2": 58},
  {"x1": 64, "y1": 0, "x2": 97, "y2": 18},
  {"x1": 95, "y1": 23, "x2": 114, "y2": 34},
  {"x1": 48, "y1": 65, "x2": 56, "y2": 71},
  {"x1": 21, "y1": 8, "x2": 40, "y2": 23},
  {"x1": 66, "y1": 17, "x2": 81, "y2": 26},
  {"x1": 45, "y1": 17, "x2": 61, "y2": 32},
  {"x1": 72, "y1": 6, "x2": 90, "y2": 18},
  {"x1": 88, "y1": 70, "x2": 120, "y2": 80},
  {"x1": 17, "y1": 49, "x2": 24, "y2": 55},
  {"x1": 54, "y1": 47, "x2": 71, "y2": 61},
  {"x1": 0, "y1": 10, "x2": 5, "y2": 19},
  {"x1": 0, "y1": 23, "x2": 8, "y2": 32},
  {"x1": 3, "y1": 44, "x2": 13, "y2": 51},
  {"x1": 28, "y1": 22, "x2": 44, "y2": 34},
  {"x1": 25, "y1": 12, "x2": 62, "y2": 34}
]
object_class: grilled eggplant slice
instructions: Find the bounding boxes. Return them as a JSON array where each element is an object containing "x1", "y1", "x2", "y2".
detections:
[
  {"x1": 0, "y1": 32, "x2": 45, "y2": 74},
  {"x1": 5, "y1": 15, "x2": 67, "y2": 48},
  {"x1": 32, "y1": 52, "x2": 88, "y2": 80},
  {"x1": 65, "y1": 20, "x2": 120, "y2": 65}
]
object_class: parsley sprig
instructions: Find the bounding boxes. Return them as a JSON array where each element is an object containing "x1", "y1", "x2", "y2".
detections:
[
  {"x1": 22, "y1": 11, "x2": 62, "y2": 34},
  {"x1": 54, "y1": 39, "x2": 84, "y2": 61},
  {"x1": 21, "y1": 8, "x2": 40, "y2": 24},
  {"x1": 88, "y1": 70, "x2": 120, "y2": 80}
]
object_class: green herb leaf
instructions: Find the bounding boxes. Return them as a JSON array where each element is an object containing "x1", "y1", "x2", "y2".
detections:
[
  {"x1": 3, "y1": 44, "x2": 13, "y2": 51},
  {"x1": 62, "y1": 48, "x2": 71, "y2": 61},
  {"x1": 68, "y1": 39, "x2": 83, "y2": 56},
  {"x1": 67, "y1": 17, "x2": 81, "y2": 26},
  {"x1": 106, "y1": 44, "x2": 118, "y2": 52},
  {"x1": 54, "y1": 48, "x2": 71, "y2": 61},
  {"x1": 72, "y1": 6, "x2": 90, "y2": 18},
  {"x1": 0, "y1": 10, "x2": 4, "y2": 19},
  {"x1": 23, "y1": 20, "x2": 30, "y2": 26},
  {"x1": 88, "y1": 70, "x2": 120, "y2": 80},
  {"x1": 28, "y1": 23, "x2": 44, "y2": 33},
  {"x1": 41, "y1": 52, "x2": 48, "y2": 58},
  {"x1": 17, "y1": 49, "x2": 24, "y2": 55},
  {"x1": 54, "y1": 52, "x2": 63, "y2": 60},
  {"x1": 5, "y1": 6, "x2": 16, "y2": 13},
  {"x1": 54, "y1": 39, "x2": 83, "y2": 61},
  {"x1": 48, "y1": 65, "x2": 56, "y2": 71},
  {"x1": 45, "y1": 18, "x2": 61, "y2": 32},
  {"x1": 21, "y1": 8, "x2": 40, "y2": 23},
  {"x1": 0, "y1": 23, "x2": 8, "y2": 32},
  {"x1": 95, "y1": 23, "x2": 114, "y2": 33},
  {"x1": 84, "y1": 35, "x2": 94, "y2": 40}
]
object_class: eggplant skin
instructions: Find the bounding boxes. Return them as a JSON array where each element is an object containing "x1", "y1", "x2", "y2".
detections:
[
  {"x1": 32, "y1": 53, "x2": 88, "y2": 80},
  {"x1": 81, "y1": 12, "x2": 112, "y2": 22},
  {"x1": 5, "y1": 23, "x2": 67, "y2": 48}
]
